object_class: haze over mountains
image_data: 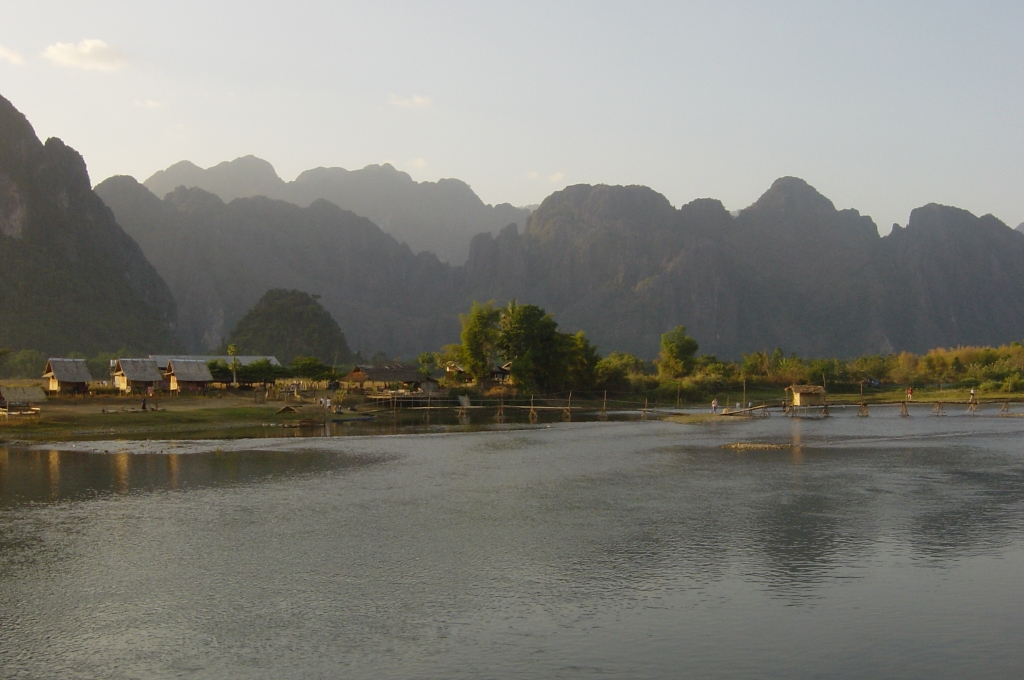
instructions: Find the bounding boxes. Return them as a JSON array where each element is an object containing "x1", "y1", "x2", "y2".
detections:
[
  {"x1": 4, "y1": 92, "x2": 1024, "y2": 363},
  {"x1": 98, "y1": 167, "x2": 1024, "y2": 360},
  {"x1": 143, "y1": 156, "x2": 531, "y2": 264}
]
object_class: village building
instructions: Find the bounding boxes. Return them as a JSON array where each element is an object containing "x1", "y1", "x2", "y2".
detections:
[
  {"x1": 113, "y1": 358, "x2": 166, "y2": 394},
  {"x1": 165, "y1": 359, "x2": 214, "y2": 393},
  {"x1": 42, "y1": 358, "x2": 94, "y2": 394},
  {"x1": 0, "y1": 385, "x2": 47, "y2": 417},
  {"x1": 787, "y1": 384, "x2": 827, "y2": 406},
  {"x1": 341, "y1": 365, "x2": 438, "y2": 393}
]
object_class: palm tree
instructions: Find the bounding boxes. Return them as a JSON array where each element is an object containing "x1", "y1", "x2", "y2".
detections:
[{"x1": 227, "y1": 344, "x2": 240, "y2": 387}]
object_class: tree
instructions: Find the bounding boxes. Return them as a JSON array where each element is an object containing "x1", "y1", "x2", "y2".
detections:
[
  {"x1": 496, "y1": 301, "x2": 566, "y2": 392},
  {"x1": 658, "y1": 326, "x2": 699, "y2": 378},
  {"x1": 564, "y1": 331, "x2": 600, "y2": 391},
  {"x1": 291, "y1": 356, "x2": 333, "y2": 381},
  {"x1": 227, "y1": 344, "x2": 240, "y2": 386},
  {"x1": 459, "y1": 301, "x2": 501, "y2": 382}
]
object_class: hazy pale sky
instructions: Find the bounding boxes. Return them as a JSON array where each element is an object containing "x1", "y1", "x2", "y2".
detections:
[{"x1": 2, "y1": 1, "x2": 1022, "y2": 232}]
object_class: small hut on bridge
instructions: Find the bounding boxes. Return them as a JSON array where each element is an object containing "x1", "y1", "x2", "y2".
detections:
[
  {"x1": 165, "y1": 359, "x2": 214, "y2": 393},
  {"x1": 787, "y1": 384, "x2": 827, "y2": 406},
  {"x1": 113, "y1": 358, "x2": 165, "y2": 394},
  {"x1": 43, "y1": 358, "x2": 93, "y2": 394}
]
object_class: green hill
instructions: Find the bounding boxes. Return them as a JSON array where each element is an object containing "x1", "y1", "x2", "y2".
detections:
[{"x1": 228, "y1": 289, "x2": 354, "y2": 365}]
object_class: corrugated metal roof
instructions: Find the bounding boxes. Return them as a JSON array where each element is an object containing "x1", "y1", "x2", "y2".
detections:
[
  {"x1": 167, "y1": 359, "x2": 214, "y2": 383},
  {"x1": 116, "y1": 358, "x2": 164, "y2": 383},
  {"x1": 0, "y1": 386, "x2": 48, "y2": 403},
  {"x1": 151, "y1": 355, "x2": 281, "y2": 370},
  {"x1": 789, "y1": 385, "x2": 826, "y2": 394},
  {"x1": 43, "y1": 358, "x2": 93, "y2": 383}
]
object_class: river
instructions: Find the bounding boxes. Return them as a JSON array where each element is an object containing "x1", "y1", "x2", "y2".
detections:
[{"x1": 2, "y1": 408, "x2": 1023, "y2": 678}]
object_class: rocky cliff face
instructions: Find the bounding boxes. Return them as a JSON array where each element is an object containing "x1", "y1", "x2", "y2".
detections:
[
  {"x1": 102, "y1": 153, "x2": 1024, "y2": 360},
  {"x1": 142, "y1": 156, "x2": 531, "y2": 265},
  {"x1": 464, "y1": 179, "x2": 1024, "y2": 358},
  {"x1": 0, "y1": 95, "x2": 179, "y2": 355}
]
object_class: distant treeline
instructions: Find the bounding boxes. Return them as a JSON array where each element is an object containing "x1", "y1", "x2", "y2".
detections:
[
  {"x1": 423, "y1": 301, "x2": 1024, "y2": 400},
  {"x1": 5, "y1": 302, "x2": 1024, "y2": 400}
]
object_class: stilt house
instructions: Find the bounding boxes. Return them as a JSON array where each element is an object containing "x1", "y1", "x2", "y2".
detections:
[
  {"x1": 787, "y1": 385, "x2": 827, "y2": 406},
  {"x1": 42, "y1": 358, "x2": 93, "y2": 394}
]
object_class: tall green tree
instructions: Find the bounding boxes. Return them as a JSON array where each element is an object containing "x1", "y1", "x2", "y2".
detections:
[
  {"x1": 459, "y1": 301, "x2": 501, "y2": 382},
  {"x1": 658, "y1": 325, "x2": 699, "y2": 378},
  {"x1": 496, "y1": 301, "x2": 567, "y2": 392}
]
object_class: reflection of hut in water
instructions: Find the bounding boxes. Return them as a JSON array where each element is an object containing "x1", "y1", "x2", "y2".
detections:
[
  {"x1": 42, "y1": 358, "x2": 93, "y2": 394},
  {"x1": 787, "y1": 385, "x2": 827, "y2": 406}
]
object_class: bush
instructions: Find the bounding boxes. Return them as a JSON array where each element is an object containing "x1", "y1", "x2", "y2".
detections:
[{"x1": 0, "y1": 349, "x2": 47, "y2": 378}]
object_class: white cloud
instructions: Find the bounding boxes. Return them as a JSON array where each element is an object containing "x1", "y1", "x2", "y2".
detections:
[
  {"x1": 134, "y1": 99, "x2": 162, "y2": 109},
  {"x1": 0, "y1": 44, "x2": 23, "y2": 65},
  {"x1": 548, "y1": 172, "x2": 565, "y2": 183},
  {"x1": 525, "y1": 171, "x2": 541, "y2": 180},
  {"x1": 389, "y1": 94, "x2": 432, "y2": 109},
  {"x1": 406, "y1": 157, "x2": 427, "y2": 170},
  {"x1": 42, "y1": 39, "x2": 130, "y2": 71}
]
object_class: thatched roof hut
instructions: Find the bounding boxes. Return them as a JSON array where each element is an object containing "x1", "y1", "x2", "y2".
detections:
[
  {"x1": 0, "y1": 385, "x2": 47, "y2": 412},
  {"x1": 43, "y1": 358, "x2": 93, "y2": 393},
  {"x1": 114, "y1": 358, "x2": 164, "y2": 393},
  {"x1": 341, "y1": 365, "x2": 435, "y2": 391},
  {"x1": 166, "y1": 359, "x2": 214, "y2": 392}
]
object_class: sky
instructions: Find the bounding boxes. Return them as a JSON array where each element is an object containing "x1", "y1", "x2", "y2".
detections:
[{"x1": 1, "y1": 1, "x2": 1022, "y2": 233}]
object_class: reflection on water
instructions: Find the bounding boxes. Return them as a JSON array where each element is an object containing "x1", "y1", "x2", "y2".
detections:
[
  {"x1": 2, "y1": 417, "x2": 1024, "y2": 678},
  {"x1": 0, "y1": 447, "x2": 388, "y2": 506}
]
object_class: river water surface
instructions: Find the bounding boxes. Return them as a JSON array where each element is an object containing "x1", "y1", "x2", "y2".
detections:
[{"x1": 2, "y1": 408, "x2": 1024, "y2": 678}]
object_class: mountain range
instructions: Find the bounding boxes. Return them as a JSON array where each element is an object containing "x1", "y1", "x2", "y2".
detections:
[
  {"x1": 97, "y1": 169, "x2": 1024, "y2": 360},
  {"x1": 4, "y1": 92, "x2": 1024, "y2": 363},
  {"x1": 143, "y1": 156, "x2": 530, "y2": 265},
  {"x1": 0, "y1": 95, "x2": 178, "y2": 356}
]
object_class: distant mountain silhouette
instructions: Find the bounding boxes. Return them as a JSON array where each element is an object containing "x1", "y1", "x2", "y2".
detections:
[
  {"x1": 142, "y1": 156, "x2": 530, "y2": 264},
  {"x1": 95, "y1": 176, "x2": 464, "y2": 357},
  {"x1": 463, "y1": 178, "x2": 1024, "y2": 357},
  {"x1": 0, "y1": 95, "x2": 178, "y2": 355},
  {"x1": 99, "y1": 168, "x2": 1024, "y2": 360}
]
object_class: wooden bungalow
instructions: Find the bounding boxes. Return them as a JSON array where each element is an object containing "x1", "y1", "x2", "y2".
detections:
[
  {"x1": 0, "y1": 386, "x2": 47, "y2": 416},
  {"x1": 165, "y1": 359, "x2": 214, "y2": 393},
  {"x1": 113, "y1": 358, "x2": 165, "y2": 394},
  {"x1": 787, "y1": 385, "x2": 827, "y2": 407},
  {"x1": 42, "y1": 358, "x2": 94, "y2": 394},
  {"x1": 341, "y1": 365, "x2": 438, "y2": 392}
]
